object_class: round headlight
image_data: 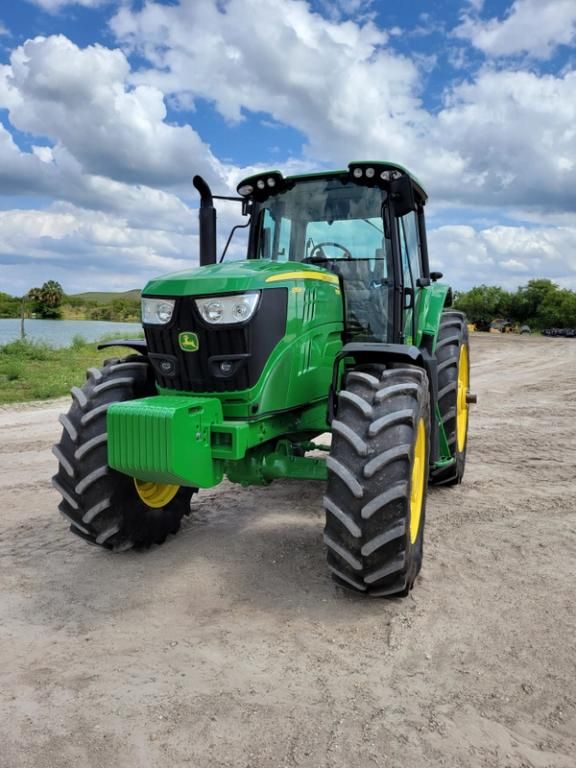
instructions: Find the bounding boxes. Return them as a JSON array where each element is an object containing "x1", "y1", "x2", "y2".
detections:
[
  {"x1": 157, "y1": 303, "x2": 174, "y2": 323},
  {"x1": 232, "y1": 300, "x2": 251, "y2": 321},
  {"x1": 365, "y1": 167, "x2": 375, "y2": 178},
  {"x1": 353, "y1": 168, "x2": 363, "y2": 178},
  {"x1": 238, "y1": 184, "x2": 253, "y2": 196},
  {"x1": 267, "y1": 177, "x2": 276, "y2": 188},
  {"x1": 257, "y1": 179, "x2": 266, "y2": 190},
  {"x1": 204, "y1": 301, "x2": 224, "y2": 322}
]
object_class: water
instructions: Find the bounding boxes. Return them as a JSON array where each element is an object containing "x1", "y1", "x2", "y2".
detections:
[{"x1": 0, "y1": 318, "x2": 143, "y2": 348}]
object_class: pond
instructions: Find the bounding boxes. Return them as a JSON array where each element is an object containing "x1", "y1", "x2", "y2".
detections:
[{"x1": 0, "y1": 318, "x2": 143, "y2": 348}]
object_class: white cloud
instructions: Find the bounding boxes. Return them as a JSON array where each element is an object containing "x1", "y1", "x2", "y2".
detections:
[
  {"x1": 110, "y1": 0, "x2": 576, "y2": 213},
  {"x1": 0, "y1": 22, "x2": 9, "y2": 37},
  {"x1": 434, "y1": 68, "x2": 576, "y2": 209},
  {"x1": 317, "y1": 0, "x2": 375, "y2": 22},
  {"x1": 0, "y1": 1, "x2": 576, "y2": 294},
  {"x1": 4, "y1": 35, "x2": 226, "y2": 188},
  {"x1": 27, "y1": 0, "x2": 112, "y2": 12},
  {"x1": 110, "y1": 0, "x2": 423, "y2": 167},
  {"x1": 0, "y1": 204, "x2": 196, "y2": 294},
  {"x1": 428, "y1": 223, "x2": 576, "y2": 289},
  {"x1": 455, "y1": 0, "x2": 576, "y2": 59}
]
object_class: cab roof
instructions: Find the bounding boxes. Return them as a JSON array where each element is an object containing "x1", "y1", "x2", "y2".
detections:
[{"x1": 238, "y1": 161, "x2": 428, "y2": 204}]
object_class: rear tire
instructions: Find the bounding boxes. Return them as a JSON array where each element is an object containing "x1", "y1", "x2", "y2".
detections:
[
  {"x1": 324, "y1": 365, "x2": 430, "y2": 597},
  {"x1": 52, "y1": 357, "x2": 195, "y2": 550},
  {"x1": 430, "y1": 310, "x2": 470, "y2": 486}
]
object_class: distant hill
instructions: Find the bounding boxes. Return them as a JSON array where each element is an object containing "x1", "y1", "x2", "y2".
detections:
[{"x1": 67, "y1": 289, "x2": 141, "y2": 305}]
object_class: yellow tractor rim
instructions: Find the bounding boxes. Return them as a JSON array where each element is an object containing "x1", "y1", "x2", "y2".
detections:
[
  {"x1": 134, "y1": 479, "x2": 179, "y2": 509},
  {"x1": 456, "y1": 344, "x2": 470, "y2": 454},
  {"x1": 410, "y1": 418, "x2": 426, "y2": 544}
]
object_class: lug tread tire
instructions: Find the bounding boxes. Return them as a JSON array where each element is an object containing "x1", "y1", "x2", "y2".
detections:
[
  {"x1": 52, "y1": 356, "x2": 196, "y2": 551},
  {"x1": 324, "y1": 365, "x2": 430, "y2": 597},
  {"x1": 430, "y1": 310, "x2": 469, "y2": 486}
]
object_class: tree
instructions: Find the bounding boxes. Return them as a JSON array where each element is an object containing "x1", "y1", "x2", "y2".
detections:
[
  {"x1": 0, "y1": 292, "x2": 20, "y2": 319},
  {"x1": 454, "y1": 279, "x2": 576, "y2": 330},
  {"x1": 27, "y1": 281, "x2": 65, "y2": 319},
  {"x1": 538, "y1": 288, "x2": 576, "y2": 328},
  {"x1": 509, "y1": 279, "x2": 559, "y2": 325},
  {"x1": 453, "y1": 285, "x2": 511, "y2": 329}
]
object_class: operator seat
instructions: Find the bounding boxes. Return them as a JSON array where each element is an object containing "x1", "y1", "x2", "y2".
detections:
[{"x1": 331, "y1": 254, "x2": 389, "y2": 341}]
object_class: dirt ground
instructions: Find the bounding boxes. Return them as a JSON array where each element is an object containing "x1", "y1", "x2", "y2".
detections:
[{"x1": 1, "y1": 334, "x2": 575, "y2": 768}]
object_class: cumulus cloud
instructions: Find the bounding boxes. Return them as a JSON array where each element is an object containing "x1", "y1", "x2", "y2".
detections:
[
  {"x1": 455, "y1": 0, "x2": 576, "y2": 59},
  {"x1": 0, "y1": 204, "x2": 196, "y2": 294},
  {"x1": 428, "y1": 223, "x2": 576, "y2": 289},
  {"x1": 435, "y1": 68, "x2": 576, "y2": 209},
  {"x1": 3, "y1": 35, "x2": 225, "y2": 188},
  {"x1": 110, "y1": 0, "x2": 576, "y2": 213},
  {"x1": 1, "y1": 0, "x2": 576, "y2": 294},
  {"x1": 111, "y1": 0, "x2": 427, "y2": 166}
]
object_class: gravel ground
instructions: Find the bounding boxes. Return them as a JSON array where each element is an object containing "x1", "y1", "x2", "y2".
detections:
[{"x1": 1, "y1": 334, "x2": 575, "y2": 768}]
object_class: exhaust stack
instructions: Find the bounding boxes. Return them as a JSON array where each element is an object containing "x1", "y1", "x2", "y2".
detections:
[{"x1": 193, "y1": 175, "x2": 217, "y2": 267}]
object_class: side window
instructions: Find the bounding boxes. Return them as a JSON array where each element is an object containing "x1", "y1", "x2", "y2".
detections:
[
  {"x1": 258, "y1": 209, "x2": 274, "y2": 260},
  {"x1": 258, "y1": 210, "x2": 291, "y2": 261},
  {"x1": 399, "y1": 212, "x2": 422, "y2": 287},
  {"x1": 276, "y1": 217, "x2": 292, "y2": 261}
]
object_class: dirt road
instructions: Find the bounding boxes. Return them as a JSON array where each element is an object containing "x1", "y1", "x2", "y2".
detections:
[{"x1": 1, "y1": 335, "x2": 575, "y2": 768}]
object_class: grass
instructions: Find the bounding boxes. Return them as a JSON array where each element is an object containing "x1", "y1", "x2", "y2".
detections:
[{"x1": 0, "y1": 335, "x2": 144, "y2": 404}]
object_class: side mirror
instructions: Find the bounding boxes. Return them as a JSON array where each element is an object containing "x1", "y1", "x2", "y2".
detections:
[
  {"x1": 430, "y1": 271, "x2": 443, "y2": 282},
  {"x1": 390, "y1": 175, "x2": 416, "y2": 217}
]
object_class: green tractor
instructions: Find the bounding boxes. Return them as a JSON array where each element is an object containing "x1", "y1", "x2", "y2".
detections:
[{"x1": 52, "y1": 161, "x2": 473, "y2": 597}]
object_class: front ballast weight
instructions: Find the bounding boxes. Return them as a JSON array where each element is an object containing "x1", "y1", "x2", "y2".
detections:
[{"x1": 105, "y1": 394, "x2": 330, "y2": 489}]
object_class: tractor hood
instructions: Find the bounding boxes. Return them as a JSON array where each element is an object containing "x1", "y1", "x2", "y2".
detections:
[{"x1": 143, "y1": 260, "x2": 339, "y2": 297}]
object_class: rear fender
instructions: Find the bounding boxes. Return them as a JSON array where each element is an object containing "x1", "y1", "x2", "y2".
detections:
[{"x1": 415, "y1": 283, "x2": 451, "y2": 350}]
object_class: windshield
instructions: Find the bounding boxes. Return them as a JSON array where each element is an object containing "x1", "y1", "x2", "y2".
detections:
[
  {"x1": 253, "y1": 178, "x2": 390, "y2": 267},
  {"x1": 252, "y1": 178, "x2": 394, "y2": 343}
]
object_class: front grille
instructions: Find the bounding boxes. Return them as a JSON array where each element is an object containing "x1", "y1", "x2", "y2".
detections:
[{"x1": 144, "y1": 288, "x2": 287, "y2": 392}]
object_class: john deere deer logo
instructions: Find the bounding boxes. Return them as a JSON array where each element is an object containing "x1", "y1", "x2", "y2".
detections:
[{"x1": 178, "y1": 332, "x2": 199, "y2": 352}]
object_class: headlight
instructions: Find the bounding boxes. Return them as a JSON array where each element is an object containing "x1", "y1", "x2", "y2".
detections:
[
  {"x1": 195, "y1": 292, "x2": 260, "y2": 325},
  {"x1": 141, "y1": 297, "x2": 175, "y2": 325}
]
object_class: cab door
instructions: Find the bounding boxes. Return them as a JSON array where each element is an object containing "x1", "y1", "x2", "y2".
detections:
[{"x1": 398, "y1": 210, "x2": 424, "y2": 345}]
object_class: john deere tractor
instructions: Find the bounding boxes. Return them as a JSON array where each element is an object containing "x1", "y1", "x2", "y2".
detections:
[{"x1": 52, "y1": 161, "x2": 472, "y2": 597}]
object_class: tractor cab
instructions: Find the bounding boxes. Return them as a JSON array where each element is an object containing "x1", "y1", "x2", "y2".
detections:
[{"x1": 236, "y1": 162, "x2": 432, "y2": 347}]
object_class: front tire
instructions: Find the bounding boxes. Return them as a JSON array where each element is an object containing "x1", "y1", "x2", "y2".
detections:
[
  {"x1": 324, "y1": 366, "x2": 430, "y2": 597},
  {"x1": 52, "y1": 357, "x2": 195, "y2": 550}
]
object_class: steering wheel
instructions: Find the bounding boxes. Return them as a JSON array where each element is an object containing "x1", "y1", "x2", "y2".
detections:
[{"x1": 305, "y1": 242, "x2": 353, "y2": 263}]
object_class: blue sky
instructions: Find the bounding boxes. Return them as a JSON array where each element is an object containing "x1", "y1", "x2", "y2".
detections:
[{"x1": 0, "y1": 0, "x2": 575, "y2": 295}]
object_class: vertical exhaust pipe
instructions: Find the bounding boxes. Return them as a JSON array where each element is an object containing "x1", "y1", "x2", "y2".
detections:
[{"x1": 193, "y1": 175, "x2": 217, "y2": 266}]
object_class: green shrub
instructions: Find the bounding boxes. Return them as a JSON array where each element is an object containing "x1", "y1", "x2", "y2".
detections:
[
  {"x1": 4, "y1": 362, "x2": 23, "y2": 381},
  {"x1": 0, "y1": 339, "x2": 52, "y2": 360},
  {"x1": 71, "y1": 334, "x2": 88, "y2": 350}
]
